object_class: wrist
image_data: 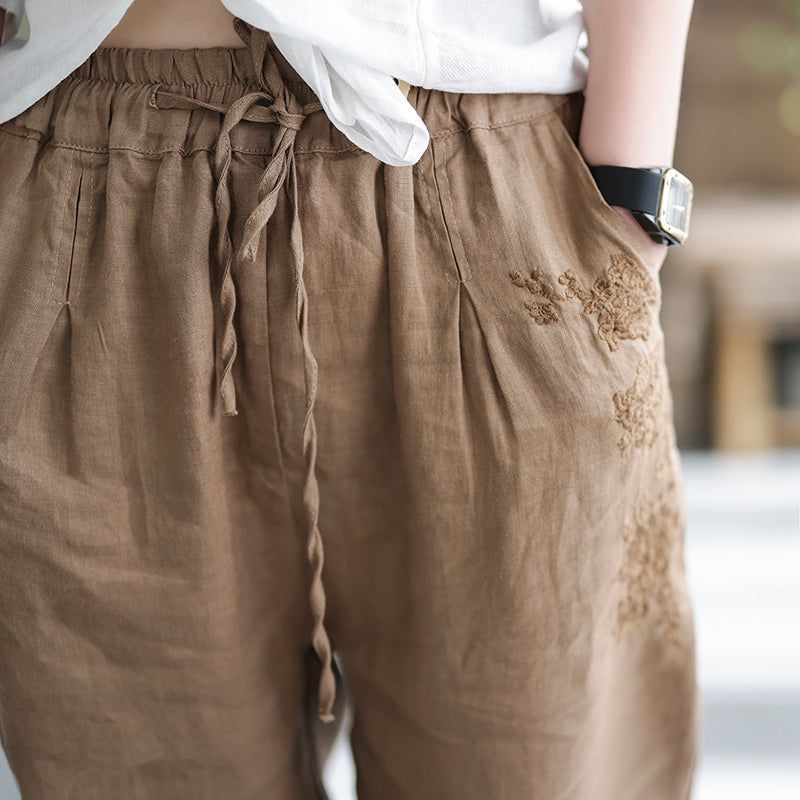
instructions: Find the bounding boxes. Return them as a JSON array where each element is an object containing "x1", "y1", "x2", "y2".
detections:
[{"x1": 578, "y1": 112, "x2": 677, "y2": 171}]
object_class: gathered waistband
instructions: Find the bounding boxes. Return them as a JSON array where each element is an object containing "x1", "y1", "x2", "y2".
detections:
[
  {"x1": 3, "y1": 26, "x2": 574, "y2": 158},
  {"x1": 76, "y1": 35, "x2": 315, "y2": 103}
]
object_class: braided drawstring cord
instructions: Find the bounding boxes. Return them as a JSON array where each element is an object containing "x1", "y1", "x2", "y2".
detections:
[{"x1": 150, "y1": 22, "x2": 336, "y2": 723}]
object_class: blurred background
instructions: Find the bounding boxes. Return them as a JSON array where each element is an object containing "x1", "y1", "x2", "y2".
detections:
[
  {"x1": 657, "y1": 0, "x2": 800, "y2": 795},
  {"x1": 1, "y1": 0, "x2": 798, "y2": 797}
]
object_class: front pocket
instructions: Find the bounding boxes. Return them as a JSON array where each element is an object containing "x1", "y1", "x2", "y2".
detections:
[
  {"x1": 430, "y1": 134, "x2": 472, "y2": 282},
  {"x1": 0, "y1": 145, "x2": 91, "y2": 442},
  {"x1": 417, "y1": 97, "x2": 663, "y2": 394},
  {"x1": 547, "y1": 94, "x2": 662, "y2": 277},
  {"x1": 48, "y1": 154, "x2": 95, "y2": 305}
]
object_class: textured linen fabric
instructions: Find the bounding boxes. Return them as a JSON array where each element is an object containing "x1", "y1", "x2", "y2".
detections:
[
  {"x1": 0, "y1": 25, "x2": 696, "y2": 800},
  {"x1": 0, "y1": 0, "x2": 588, "y2": 165}
]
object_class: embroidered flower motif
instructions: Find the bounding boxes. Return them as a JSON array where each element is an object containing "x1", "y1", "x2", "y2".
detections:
[
  {"x1": 509, "y1": 268, "x2": 561, "y2": 325},
  {"x1": 558, "y1": 253, "x2": 657, "y2": 351},
  {"x1": 613, "y1": 345, "x2": 667, "y2": 455},
  {"x1": 615, "y1": 481, "x2": 683, "y2": 642},
  {"x1": 613, "y1": 342, "x2": 685, "y2": 642}
]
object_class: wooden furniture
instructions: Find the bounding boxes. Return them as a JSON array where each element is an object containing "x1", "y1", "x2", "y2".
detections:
[{"x1": 666, "y1": 194, "x2": 800, "y2": 450}]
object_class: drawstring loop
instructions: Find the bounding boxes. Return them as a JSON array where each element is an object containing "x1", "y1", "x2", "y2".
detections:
[
  {"x1": 150, "y1": 85, "x2": 322, "y2": 416},
  {"x1": 150, "y1": 22, "x2": 336, "y2": 723}
]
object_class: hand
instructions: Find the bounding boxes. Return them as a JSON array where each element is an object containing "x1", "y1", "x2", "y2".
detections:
[{"x1": 610, "y1": 205, "x2": 668, "y2": 272}]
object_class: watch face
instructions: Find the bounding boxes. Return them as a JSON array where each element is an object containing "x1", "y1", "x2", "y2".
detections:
[{"x1": 657, "y1": 168, "x2": 693, "y2": 244}]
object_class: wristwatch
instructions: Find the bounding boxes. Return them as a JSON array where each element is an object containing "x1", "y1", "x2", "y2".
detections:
[{"x1": 588, "y1": 165, "x2": 694, "y2": 246}]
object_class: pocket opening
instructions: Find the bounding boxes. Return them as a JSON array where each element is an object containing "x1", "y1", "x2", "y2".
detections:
[
  {"x1": 430, "y1": 136, "x2": 472, "y2": 283},
  {"x1": 64, "y1": 170, "x2": 84, "y2": 303},
  {"x1": 548, "y1": 96, "x2": 661, "y2": 276},
  {"x1": 0, "y1": 153, "x2": 89, "y2": 443}
]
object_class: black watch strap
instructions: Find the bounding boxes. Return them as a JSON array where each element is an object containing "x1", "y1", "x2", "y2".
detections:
[{"x1": 588, "y1": 165, "x2": 662, "y2": 215}]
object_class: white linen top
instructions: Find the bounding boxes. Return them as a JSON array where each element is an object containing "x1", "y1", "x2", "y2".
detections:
[{"x1": 0, "y1": 0, "x2": 588, "y2": 166}]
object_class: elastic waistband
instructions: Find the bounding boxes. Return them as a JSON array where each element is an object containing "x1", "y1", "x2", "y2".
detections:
[
  {"x1": 76, "y1": 36, "x2": 316, "y2": 106},
  {"x1": 4, "y1": 28, "x2": 576, "y2": 157}
]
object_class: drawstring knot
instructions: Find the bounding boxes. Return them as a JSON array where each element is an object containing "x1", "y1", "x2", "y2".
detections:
[{"x1": 150, "y1": 20, "x2": 336, "y2": 723}]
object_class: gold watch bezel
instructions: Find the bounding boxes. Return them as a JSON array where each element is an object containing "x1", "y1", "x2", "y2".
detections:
[{"x1": 656, "y1": 167, "x2": 694, "y2": 244}]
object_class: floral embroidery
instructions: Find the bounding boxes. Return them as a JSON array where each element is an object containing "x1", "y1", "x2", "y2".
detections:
[
  {"x1": 613, "y1": 341, "x2": 685, "y2": 642},
  {"x1": 558, "y1": 253, "x2": 656, "y2": 351},
  {"x1": 612, "y1": 345, "x2": 667, "y2": 455},
  {"x1": 615, "y1": 481, "x2": 683, "y2": 642},
  {"x1": 509, "y1": 268, "x2": 561, "y2": 325}
]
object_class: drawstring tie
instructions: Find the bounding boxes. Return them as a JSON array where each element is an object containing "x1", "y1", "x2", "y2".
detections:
[{"x1": 150, "y1": 21, "x2": 336, "y2": 723}]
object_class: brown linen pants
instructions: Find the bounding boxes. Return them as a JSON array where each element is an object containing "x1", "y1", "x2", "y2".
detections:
[{"x1": 0, "y1": 19, "x2": 698, "y2": 800}]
